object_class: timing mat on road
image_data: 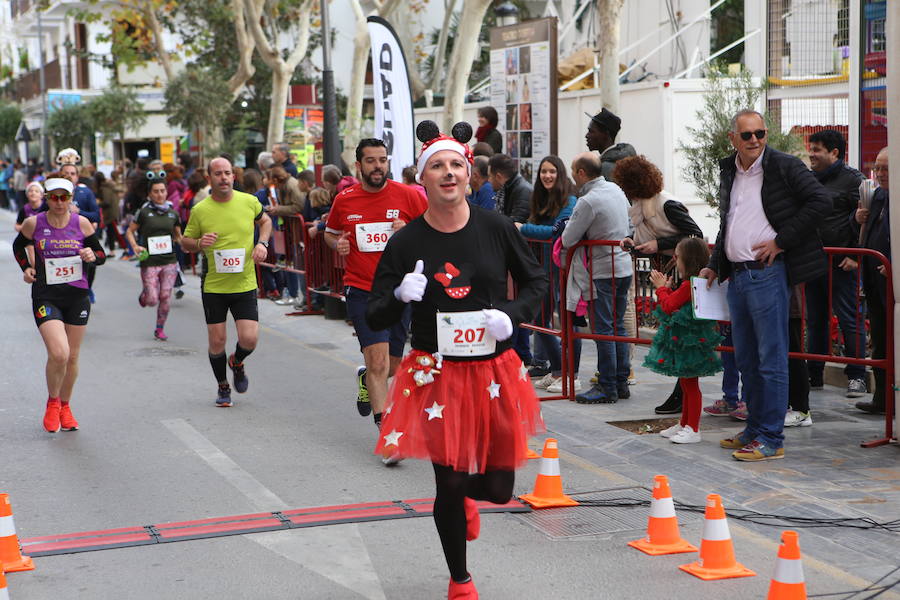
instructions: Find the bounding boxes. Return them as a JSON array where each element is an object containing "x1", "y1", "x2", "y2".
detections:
[{"x1": 20, "y1": 498, "x2": 531, "y2": 557}]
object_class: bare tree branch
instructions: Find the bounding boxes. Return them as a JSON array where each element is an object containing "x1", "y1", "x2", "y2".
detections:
[{"x1": 226, "y1": 0, "x2": 256, "y2": 99}]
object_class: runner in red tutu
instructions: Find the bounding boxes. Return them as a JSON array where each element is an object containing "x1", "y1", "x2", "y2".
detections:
[{"x1": 366, "y1": 120, "x2": 547, "y2": 599}]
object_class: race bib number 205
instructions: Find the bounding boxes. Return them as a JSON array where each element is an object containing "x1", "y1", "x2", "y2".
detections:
[{"x1": 213, "y1": 248, "x2": 245, "y2": 273}]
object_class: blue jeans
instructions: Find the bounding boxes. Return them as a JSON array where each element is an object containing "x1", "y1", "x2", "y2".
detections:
[
  {"x1": 591, "y1": 276, "x2": 632, "y2": 389},
  {"x1": 719, "y1": 323, "x2": 743, "y2": 407},
  {"x1": 513, "y1": 326, "x2": 533, "y2": 364},
  {"x1": 727, "y1": 262, "x2": 789, "y2": 448},
  {"x1": 804, "y1": 266, "x2": 867, "y2": 380},
  {"x1": 534, "y1": 273, "x2": 560, "y2": 371}
]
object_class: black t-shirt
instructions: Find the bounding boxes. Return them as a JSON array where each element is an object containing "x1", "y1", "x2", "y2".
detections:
[
  {"x1": 366, "y1": 206, "x2": 547, "y2": 361},
  {"x1": 17, "y1": 204, "x2": 47, "y2": 224},
  {"x1": 134, "y1": 203, "x2": 179, "y2": 266}
]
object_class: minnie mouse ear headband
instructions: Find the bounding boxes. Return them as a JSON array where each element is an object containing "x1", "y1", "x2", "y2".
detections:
[
  {"x1": 415, "y1": 120, "x2": 474, "y2": 183},
  {"x1": 56, "y1": 148, "x2": 81, "y2": 166}
]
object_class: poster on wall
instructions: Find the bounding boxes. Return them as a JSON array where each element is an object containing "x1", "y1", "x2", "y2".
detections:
[
  {"x1": 489, "y1": 17, "x2": 558, "y2": 184},
  {"x1": 284, "y1": 107, "x2": 324, "y2": 171}
]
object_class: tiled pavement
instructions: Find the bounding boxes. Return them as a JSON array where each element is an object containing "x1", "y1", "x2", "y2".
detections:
[{"x1": 537, "y1": 350, "x2": 900, "y2": 586}]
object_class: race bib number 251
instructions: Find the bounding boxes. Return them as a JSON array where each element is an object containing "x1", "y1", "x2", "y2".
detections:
[{"x1": 45, "y1": 256, "x2": 82, "y2": 285}]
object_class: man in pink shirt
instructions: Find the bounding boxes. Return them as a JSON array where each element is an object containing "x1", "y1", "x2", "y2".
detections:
[{"x1": 700, "y1": 109, "x2": 830, "y2": 462}]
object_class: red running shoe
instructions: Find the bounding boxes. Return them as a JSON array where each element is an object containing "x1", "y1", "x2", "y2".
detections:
[
  {"x1": 448, "y1": 576, "x2": 478, "y2": 599},
  {"x1": 43, "y1": 399, "x2": 61, "y2": 433},
  {"x1": 59, "y1": 403, "x2": 79, "y2": 431},
  {"x1": 464, "y1": 498, "x2": 480, "y2": 541}
]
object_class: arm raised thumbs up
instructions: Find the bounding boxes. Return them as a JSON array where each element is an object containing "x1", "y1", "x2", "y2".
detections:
[
  {"x1": 394, "y1": 259, "x2": 427, "y2": 303},
  {"x1": 335, "y1": 230, "x2": 351, "y2": 256}
]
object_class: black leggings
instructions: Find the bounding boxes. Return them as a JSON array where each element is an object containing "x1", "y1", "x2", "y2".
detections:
[
  {"x1": 105, "y1": 223, "x2": 119, "y2": 250},
  {"x1": 432, "y1": 463, "x2": 514, "y2": 582}
]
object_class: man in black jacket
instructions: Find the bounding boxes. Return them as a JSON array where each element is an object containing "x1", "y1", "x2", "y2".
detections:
[
  {"x1": 700, "y1": 109, "x2": 830, "y2": 461},
  {"x1": 488, "y1": 154, "x2": 531, "y2": 224},
  {"x1": 803, "y1": 130, "x2": 867, "y2": 404},
  {"x1": 853, "y1": 147, "x2": 890, "y2": 415}
]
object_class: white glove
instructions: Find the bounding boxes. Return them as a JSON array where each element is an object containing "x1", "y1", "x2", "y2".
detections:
[
  {"x1": 394, "y1": 259, "x2": 427, "y2": 303},
  {"x1": 482, "y1": 309, "x2": 513, "y2": 341}
]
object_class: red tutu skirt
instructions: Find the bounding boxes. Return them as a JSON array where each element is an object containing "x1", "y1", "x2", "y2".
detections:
[{"x1": 374, "y1": 348, "x2": 545, "y2": 473}]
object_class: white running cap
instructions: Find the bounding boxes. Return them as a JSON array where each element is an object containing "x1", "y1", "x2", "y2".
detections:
[{"x1": 44, "y1": 178, "x2": 74, "y2": 195}]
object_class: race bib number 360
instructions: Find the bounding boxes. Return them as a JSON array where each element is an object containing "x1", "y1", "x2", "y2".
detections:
[
  {"x1": 45, "y1": 256, "x2": 82, "y2": 285},
  {"x1": 436, "y1": 310, "x2": 497, "y2": 357},
  {"x1": 355, "y1": 222, "x2": 393, "y2": 253},
  {"x1": 214, "y1": 248, "x2": 245, "y2": 273},
  {"x1": 148, "y1": 235, "x2": 173, "y2": 255}
]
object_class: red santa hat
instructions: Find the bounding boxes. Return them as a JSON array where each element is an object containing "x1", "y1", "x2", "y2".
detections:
[{"x1": 415, "y1": 120, "x2": 474, "y2": 183}]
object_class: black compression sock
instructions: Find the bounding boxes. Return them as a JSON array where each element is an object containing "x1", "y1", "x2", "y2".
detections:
[
  {"x1": 209, "y1": 352, "x2": 228, "y2": 384},
  {"x1": 233, "y1": 344, "x2": 253, "y2": 364},
  {"x1": 374, "y1": 412, "x2": 383, "y2": 427}
]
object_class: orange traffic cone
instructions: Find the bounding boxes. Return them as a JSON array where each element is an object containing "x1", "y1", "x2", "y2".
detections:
[
  {"x1": 524, "y1": 438, "x2": 540, "y2": 459},
  {"x1": 0, "y1": 564, "x2": 8, "y2": 600},
  {"x1": 628, "y1": 475, "x2": 697, "y2": 555},
  {"x1": 0, "y1": 495, "x2": 34, "y2": 573},
  {"x1": 519, "y1": 438, "x2": 579, "y2": 509},
  {"x1": 766, "y1": 531, "x2": 807, "y2": 600},
  {"x1": 679, "y1": 494, "x2": 755, "y2": 580}
]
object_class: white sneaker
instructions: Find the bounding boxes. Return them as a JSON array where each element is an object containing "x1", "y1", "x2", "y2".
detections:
[
  {"x1": 535, "y1": 373, "x2": 557, "y2": 390},
  {"x1": 784, "y1": 410, "x2": 813, "y2": 427},
  {"x1": 274, "y1": 295, "x2": 297, "y2": 305},
  {"x1": 670, "y1": 425, "x2": 701, "y2": 444},
  {"x1": 659, "y1": 423, "x2": 684, "y2": 438},
  {"x1": 546, "y1": 379, "x2": 582, "y2": 393}
]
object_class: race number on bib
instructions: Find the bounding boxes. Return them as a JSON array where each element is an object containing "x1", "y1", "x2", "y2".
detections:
[
  {"x1": 213, "y1": 248, "x2": 246, "y2": 273},
  {"x1": 355, "y1": 222, "x2": 394, "y2": 253},
  {"x1": 436, "y1": 310, "x2": 497, "y2": 357},
  {"x1": 148, "y1": 235, "x2": 173, "y2": 255},
  {"x1": 45, "y1": 256, "x2": 82, "y2": 285}
]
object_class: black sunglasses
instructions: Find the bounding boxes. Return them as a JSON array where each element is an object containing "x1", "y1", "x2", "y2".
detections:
[{"x1": 739, "y1": 129, "x2": 767, "y2": 141}]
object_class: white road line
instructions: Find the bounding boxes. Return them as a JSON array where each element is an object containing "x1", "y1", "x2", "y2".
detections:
[
  {"x1": 162, "y1": 418, "x2": 287, "y2": 510},
  {"x1": 162, "y1": 418, "x2": 386, "y2": 600}
]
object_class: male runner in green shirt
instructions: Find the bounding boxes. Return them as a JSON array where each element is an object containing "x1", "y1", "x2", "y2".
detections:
[{"x1": 182, "y1": 156, "x2": 273, "y2": 406}]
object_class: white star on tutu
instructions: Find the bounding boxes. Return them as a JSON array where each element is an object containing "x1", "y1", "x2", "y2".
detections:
[
  {"x1": 424, "y1": 401, "x2": 445, "y2": 421},
  {"x1": 487, "y1": 380, "x2": 501, "y2": 399},
  {"x1": 519, "y1": 363, "x2": 529, "y2": 381},
  {"x1": 383, "y1": 429, "x2": 403, "y2": 446}
]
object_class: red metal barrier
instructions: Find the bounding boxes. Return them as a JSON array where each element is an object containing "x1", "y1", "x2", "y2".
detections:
[
  {"x1": 556, "y1": 239, "x2": 895, "y2": 447},
  {"x1": 256, "y1": 214, "x2": 340, "y2": 315},
  {"x1": 519, "y1": 238, "x2": 569, "y2": 400}
]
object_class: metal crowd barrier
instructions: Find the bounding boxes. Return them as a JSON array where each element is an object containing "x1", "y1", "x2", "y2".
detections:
[
  {"x1": 554, "y1": 239, "x2": 895, "y2": 448},
  {"x1": 256, "y1": 213, "x2": 345, "y2": 315}
]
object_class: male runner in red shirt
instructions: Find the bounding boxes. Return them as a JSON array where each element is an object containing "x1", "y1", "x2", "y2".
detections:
[{"x1": 325, "y1": 139, "x2": 427, "y2": 462}]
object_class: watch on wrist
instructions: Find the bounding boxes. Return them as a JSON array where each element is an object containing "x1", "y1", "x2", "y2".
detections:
[{"x1": 259, "y1": 240, "x2": 269, "y2": 247}]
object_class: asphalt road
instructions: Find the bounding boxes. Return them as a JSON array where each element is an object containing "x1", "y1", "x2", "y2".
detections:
[{"x1": 2, "y1": 210, "x2": 899, "y2": 600}]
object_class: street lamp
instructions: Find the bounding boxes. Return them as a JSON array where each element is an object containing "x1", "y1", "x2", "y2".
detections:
[{"x1": 494, "y1": 1, "x2": 519, "y2": 27}]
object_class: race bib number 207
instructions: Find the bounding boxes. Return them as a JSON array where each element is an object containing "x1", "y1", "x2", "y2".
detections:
[{"x1": 436, "y1": 310, "x2": 497, "y2": 357}]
